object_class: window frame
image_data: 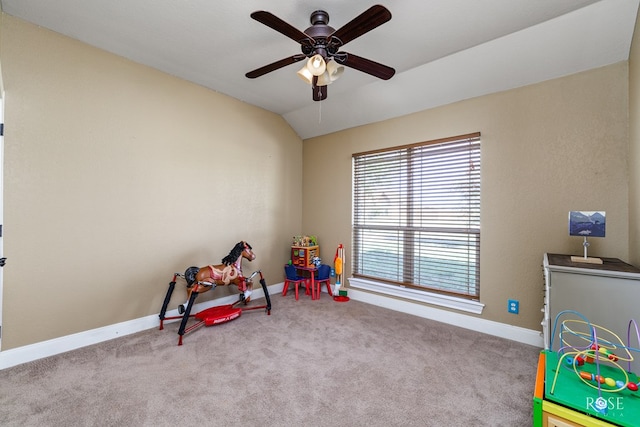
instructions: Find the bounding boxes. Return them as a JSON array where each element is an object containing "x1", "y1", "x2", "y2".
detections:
[{"x1": 351, "y1": 132, "x2": 481, "y2": 301}]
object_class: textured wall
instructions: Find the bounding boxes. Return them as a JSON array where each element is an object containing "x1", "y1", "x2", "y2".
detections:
[
  {"x1": 0, "y1": 11, "x2": 634, "y2": 349},
  {"x1": 303, "y1": 63, "x2": 629, "y2": 331},
  {"x1": 0, "y1": 14, "x2": 303, "y2": 349}
]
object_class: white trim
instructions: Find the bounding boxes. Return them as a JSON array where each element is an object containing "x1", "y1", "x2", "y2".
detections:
[
  {"x1": 347, "y1": 285, "x2": 543, "y2": 348},
  {"x1": 0, "y1": 90, "x2": 5, "y2": 352},
  {"x1": 0, "y1": 282, "x2": 284, "y2": 370},
  {"x1": 348, "y1": 277, "x2": 485, "y2": 314},
  {"x1": 0, "y1": 279, "x2": 544, "y2": 370}
]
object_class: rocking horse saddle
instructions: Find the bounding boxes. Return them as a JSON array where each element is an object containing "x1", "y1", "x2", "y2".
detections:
[{"x1": 184, "y1": 266, "x2": 199, "y2": 288}]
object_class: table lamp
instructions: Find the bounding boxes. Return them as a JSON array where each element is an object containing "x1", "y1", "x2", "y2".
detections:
[{"x1": 568, "y1": 211, "x2": 605, "y2": 264}]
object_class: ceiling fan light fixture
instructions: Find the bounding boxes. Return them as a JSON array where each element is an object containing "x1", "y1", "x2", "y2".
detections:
[
  {"x1": 317, "y1": 59, "x2": 344, "y2": 86},
  {"x1": 306, "y1": 54, "x2": 326, "y2": 76},
  {"x1": 317, "y1": 71, "x2": 331, "y2": 86},
  {"x1": 297, "y1": 66, "x2": 314, "y2": 85},
  {"x1": 325, "y1": 59, "x2": 344, "y2": 82}
]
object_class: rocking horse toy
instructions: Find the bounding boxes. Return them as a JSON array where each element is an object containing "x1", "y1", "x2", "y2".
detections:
[{"x1": 158, "y1": 241, "x2": 271, "y2": 345}]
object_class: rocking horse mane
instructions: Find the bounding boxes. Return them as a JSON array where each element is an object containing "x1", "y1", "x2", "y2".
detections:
[{"x1": 221, "y1": 241, "x2": 251, "y2": 265}]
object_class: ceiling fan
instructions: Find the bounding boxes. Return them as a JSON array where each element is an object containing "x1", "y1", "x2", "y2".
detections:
[{"x1": 245, "y1": 5, "x2": 395, "y2": 101}]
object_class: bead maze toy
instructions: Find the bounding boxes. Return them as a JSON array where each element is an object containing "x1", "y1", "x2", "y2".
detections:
[
  {"x1": 542, "y1": 310, "x2": 640, "y2": 425},
  {"x1": 158, "y1": 241, "x2": 271, "y2": 345}
]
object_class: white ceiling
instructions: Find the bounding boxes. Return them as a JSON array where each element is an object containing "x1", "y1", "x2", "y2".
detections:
[{"x1": 1, "y1": 0, "x2": 638, "y2": 139}]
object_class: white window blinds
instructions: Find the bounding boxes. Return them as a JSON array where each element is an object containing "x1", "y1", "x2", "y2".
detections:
[{"x1": 352, "y1": 133, "x2": 481, "y2": 298}]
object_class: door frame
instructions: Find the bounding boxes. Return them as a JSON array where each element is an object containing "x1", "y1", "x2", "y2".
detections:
[{"x1": 0, "y1": 76, "x2": 5, "y2": 351}]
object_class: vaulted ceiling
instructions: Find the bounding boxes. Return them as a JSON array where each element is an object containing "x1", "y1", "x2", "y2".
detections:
[{"x1": 2, "y1": 0, "x2": 638, "y2": 139}]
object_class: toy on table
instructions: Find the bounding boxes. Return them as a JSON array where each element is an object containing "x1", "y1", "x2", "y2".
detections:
[
  {"x1": 291, "y1": 235, "x2": 319, "y2": 268},
  {"x1": 292, "y1": 235, "x2": 317, "y2": 247},
  {"x1": 158, "y1": 241, "x2": 271, "y2": 345},
  {"x1": 548, "y1": 310, "x2": 640, "y2": 417}
]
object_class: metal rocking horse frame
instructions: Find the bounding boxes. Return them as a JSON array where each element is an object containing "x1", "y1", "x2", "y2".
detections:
[{"x1": 158, "y1": 241, "x2": 271, "y2": 345}]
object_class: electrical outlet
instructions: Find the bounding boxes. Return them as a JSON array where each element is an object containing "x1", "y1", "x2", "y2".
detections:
[{"x1": 508, "y1": 299, "x2": 519, "y2": 314}]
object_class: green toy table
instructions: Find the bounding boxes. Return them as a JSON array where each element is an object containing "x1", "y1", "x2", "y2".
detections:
[{"x1": 534, "y1": 350, "x2": 640, "y2": 427}]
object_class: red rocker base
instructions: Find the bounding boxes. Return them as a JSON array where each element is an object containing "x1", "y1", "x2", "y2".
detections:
[
  {"x1": 196, "y1": 304, "x2": 242, "y2": 326},
  {"x1": 159, "y1": 269, "x2": 272, "y2": 346}
]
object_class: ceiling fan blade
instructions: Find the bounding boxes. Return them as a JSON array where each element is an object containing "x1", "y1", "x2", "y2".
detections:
[
  {"x1": 246, "y1": 54, "x2": 306, "y2": 79},
  {"x1": 337, "y1": 52, "x2": 395, "y2": 80},
  {"x1": 251, "y1": 11, "x2": 314, "y2": 46},
  {"x1": 330, "y1": 5, "x2": 391, "y2": 47}
]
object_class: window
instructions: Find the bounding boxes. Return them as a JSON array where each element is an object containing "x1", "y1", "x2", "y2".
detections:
[{"x1": 352, "y1": 132, "x2": 481, "y2": 299}]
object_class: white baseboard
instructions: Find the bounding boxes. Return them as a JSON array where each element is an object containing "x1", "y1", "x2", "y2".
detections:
[
  {"x1": 0, "y1": 282, "x2": 284, "y2": 370},
  {"x1": 347, "y1": 288, "x2": 544, "y2": 348},
  {"x1": 0, "y1": 281, "x2": 542, "y2": 370},
  {"x1": 348, "y1": 277, "x2": 485, "y2": 314}
]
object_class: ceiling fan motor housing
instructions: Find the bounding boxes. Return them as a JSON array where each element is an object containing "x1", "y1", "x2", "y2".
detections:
[
  {"x1": 310, "y1": 10, "x2": 330, "y2": 26},
  {"x1": 303, "y1": 10, "x2": 336, "y2": 58}
]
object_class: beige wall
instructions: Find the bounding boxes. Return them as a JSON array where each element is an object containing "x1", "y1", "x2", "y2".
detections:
[
  {"x1": 629, "y1": 9, "x2": 640, "y2": 267},
  {"x1": 303, "y1": 63, "x2": 630, "y2": 331},
  {"x1": 0, "y1": 14, "x2": 303, "y2": 349},
  {"x1": 0, "y1": 11, "x2": 635, "y2": 350}
]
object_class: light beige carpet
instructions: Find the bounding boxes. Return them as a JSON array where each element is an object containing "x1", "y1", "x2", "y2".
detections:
[{"x1": 0, "y1": 293, "x2": 540, "y2": 426}]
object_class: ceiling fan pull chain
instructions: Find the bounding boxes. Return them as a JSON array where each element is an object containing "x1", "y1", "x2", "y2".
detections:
[{"x1": 318, "y1": 91, "x2": 322, "y2": 123}]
